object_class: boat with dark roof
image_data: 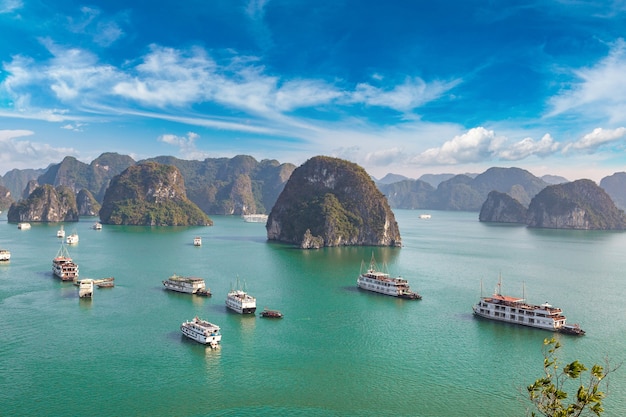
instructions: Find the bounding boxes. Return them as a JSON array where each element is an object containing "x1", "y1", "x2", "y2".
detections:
[
  {"x1": 162, "y1": 274, "x2": 206, "y2": 294},
  {"x1": 52, "y1": 244, "x2": 79, "y2": 281},
  {"x1": 472, "y1": 276, "x2": 585, "y2": 336}
]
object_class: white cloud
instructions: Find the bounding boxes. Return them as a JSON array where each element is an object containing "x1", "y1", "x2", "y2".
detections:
[
  {"x1": 411, "y1": 127, "x2": 502, "y2": 165},
  {"x1": 547, "y1": 38, "x2": 626, "y2": 123},
  {"x1": 365, "y1": 147, "x2": 406, "y2": 166},
  {"x1": 497, "y1": 133, "x2": 560, "y2": 160},
  {"x1": 565, "y1": 126, "x2": 626, "y2": 152},
  {"x1": 0, "y1": 129, "x2": 77, "y2": 172},
  {"x1": 158, "y1": 132, "x2": 210, "y2": 161},
  {"x1": 0, "y1": 0, "x2": 22, "y2": 14},
  {"x1": 350, "y1": 77, "x2": 460, "y2": 112}
]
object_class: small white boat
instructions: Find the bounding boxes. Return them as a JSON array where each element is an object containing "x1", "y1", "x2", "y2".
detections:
[
  {"x1": 57, "y1": 225, "x2": 65, "y2": 238},
  {"x1": 418, "y1": 214, "x2": 431, "y2": 219},
  {"x1": 17, "y1": 222, "x2": 31, "y2": 230},
  {"x1": 66, "y1": 233, "x2": 79, "y2": 245},
  {"x1": 193, "y1": 236, "x2": 202, "y2": 246},
  {"x1": 181, "y1": 317, "x2": 222, "y2": 348},
  {"x1": 356, "y1": 254, "x2": 422, "y2": 300},
  {"x1": 0, "y1": 249, "x2": 10, "y2": 262},
  {"x1": 226, "y1": 278, "x2": 256, "y2": 314},
  {"x1": 93, "y1": 222, "x2": 102, "y2": 230},
  {"x1": 78, "y1": 279, "x2": 94, "y2": 298},
  {"x1": 242, "y1": 214, "x2": 268, "y2": 223}
]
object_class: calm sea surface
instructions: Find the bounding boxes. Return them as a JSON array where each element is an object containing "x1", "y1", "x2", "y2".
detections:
[{"x1": 1, "y1": 210, "x2": 624, "y2": 416}]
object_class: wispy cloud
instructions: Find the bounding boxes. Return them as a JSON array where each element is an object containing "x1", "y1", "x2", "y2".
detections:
[
  {"x1": 66, "y1": 6, "x2": 126, "y2": 47},
  {"x1": 547, "y1": 38, "x2": 626, "y2": 124},
  {"x1": 350, "y1": 77, "x2": 460, "y2": 112},
  {"x1": 0, "y1": 0, "x2": 22, "y2": 14}
]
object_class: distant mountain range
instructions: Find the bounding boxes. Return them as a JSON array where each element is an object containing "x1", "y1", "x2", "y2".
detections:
[{"x1": 2, "y1": 155, "x2": 626, "y2": 216}]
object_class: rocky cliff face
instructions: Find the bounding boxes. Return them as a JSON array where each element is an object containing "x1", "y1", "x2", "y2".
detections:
[
  {"x1": 99, "y1": 162, "x2": 212, "y2": 226},
  {"x1": 76, "y1": 189, "x2": 101, "y2": 216},
  {"x1": 526, "y1": 179, "x2": 626, "y2": 230},
  {"x1": 266, "y1": 156, "x2": 401, "y2": 248},
  {"x1": 479, "y1": 191, "x2": 527, "y2": 223},
  {"x1": 7, "y1": 185, "x2": 79, "y2": 222},
  {"x1": 0, "y1": 185, "x2": 13, "y2": 211}
]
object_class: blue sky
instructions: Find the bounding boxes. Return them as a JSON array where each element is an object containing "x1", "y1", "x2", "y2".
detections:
[{"x1": 1, "y1": 0, "x2": 626, "y2": 181}]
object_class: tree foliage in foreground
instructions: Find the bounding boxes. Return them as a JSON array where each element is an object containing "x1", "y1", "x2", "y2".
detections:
[{"x1": 527, "y1": 338, "x2": 620, "y2": 417}]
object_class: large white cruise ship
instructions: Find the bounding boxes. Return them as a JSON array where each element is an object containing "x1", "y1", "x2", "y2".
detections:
[
  {"x1": 52, "y1": 244, "x2": 79, "y2": 281},
  {"x1": 162, "y1": 274, "x2": 206, "y2": 294},
  {"x1": 356, "y1": 255, "x2": 422, "y2": 300},
  {"x1": 472, "y1": 278, "x2": 585, "y2": 335},
  {"x1": 180, "y1": 317, "x2": 222, "y2": 348},
  {"x1": 225, "y1": 280, "x2": 256, "y2": 314}
]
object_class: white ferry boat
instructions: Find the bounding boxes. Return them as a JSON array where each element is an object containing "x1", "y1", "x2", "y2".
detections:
[
  {"x1": 66, "y1": 232, "x2": 79, "y2": 245},
  {"x1": 418, "y1": 214, "x2": 431, "y2": 219},
  {"x1": 57, "y1": 225, "x2": 65, "y2": 238},
  {"x1": 17, "y1": 222, "x2": 31, "y2": 230},
  {"x1": 52, "y1": 244, "x2": 79, "y2": 281},
  {"x1": 162, "y1": 274, "x2": 206, "y2": 294},
  {"x1": 356, "y1": 255, "x2": 422, "y2": 300},
  {"x1": 193, "y1": 236, "x2": 202, "y2": 246},
  {"x1": 472, "y1": 277, "x2": 585, "y2": 336},
  {"x1": 181, "y1": 317, "x2": 222, "y2": 348},
  {"x1": 225, "y1": 280, "x2": 256, "y2": 314},
  {"x1": 242, "y1": 214, "x2": 268, "y2": 223},
  {"x1": 93, "y1": 222, "x2": 102, "y2": 230},
  {"x1": 0, "y1": 249, "x2": 10, "y2": 262},
  {"x1": 78, "y1": 279, "x2": 94, "y2": 298}
]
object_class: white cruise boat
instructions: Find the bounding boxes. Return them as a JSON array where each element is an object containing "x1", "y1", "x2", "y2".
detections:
[
  {"x1": 66, "y1": 232, "x2": 79, "y2": 245},
  {"x1": 356, "y1": 254, "x2": 422, "y2": 300},
  {"x1": 472, "y1": 277, "x2": 585, "y2": 336},
  {"x1": 0, "y1": 249, "x2": 10, "y2": 262},
  {"x1": 92, "y1": 222, "x2": 102, "y2": 230},
  {"x1": 78, "y1": 279, "x2": 94, "y2": 298},
  {"x1": 242, "y1": 214, "x2": 268, "y2": 223},
  {"x1": 181, "y1": 317, "x2": 222, "y2": 348},
  {"x1": 193, "y1": 236, "x2": 202, "y2": 246},
  {"x1": 162, "y1": 274, "x2": 206, "y2": 294},
  {"x1": 57, "y1": 225, "x2": 65, "y2": 238},
  {"x1": 17, "y1": 222, "x2": 31, "y2": 230},
  {"x1": 52, "y1": 244, "x2": 79, "y2": 281},
  {"x1": 225, "y1": 280, "x2": 256, "y2": 314}
]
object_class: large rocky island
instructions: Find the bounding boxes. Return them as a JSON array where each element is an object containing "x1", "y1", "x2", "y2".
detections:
[
  {"x1": 480, "y1": 179, "x2": 626, "y2": 230},
  {"x1": 7, "y1": 184, "x2": 79, "y2": 222},
  {"x1": 266, "y1": 156, "x2": 401, "y2": 248},
  {"x1": 99, "y1": 162, "x2": 212, "y2": 226}
]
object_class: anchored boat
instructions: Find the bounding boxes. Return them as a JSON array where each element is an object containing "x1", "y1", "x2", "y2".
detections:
[
  {"x1": 162, "y1": 274, "x2": 207, "y2": 294},
  {"x1": 52, "y1": 244, "x2": 79, "y2": 281},
  {"x1": 226, "y1": 279, "x2": 256, "y2": 314},
  {"x1": 472, "y1": 276, "x2": 585, "y2": 336},
  {"x1": 356, "y1": 254, "x2": 422, "y2": 300},
  {"x1": 181, "y1": 317, "x2": 222, "y2": 348}
]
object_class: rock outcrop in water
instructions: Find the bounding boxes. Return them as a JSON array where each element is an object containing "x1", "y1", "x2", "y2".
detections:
[
  {"x1": 479, "y1": 191, "x2": 527, "y2": 224},
  {"x1": 526, "y1": 179, "x2": 626, "y2": 230},
  {"x1": 266, "y1": 156, "x2": 401, "y2": 248},
  {"x1": 7, "y1": 184, "x2": 79, "y2": 222},
  {"x1": 99, "y1": 162, "x2": 212, "y2": 226}
]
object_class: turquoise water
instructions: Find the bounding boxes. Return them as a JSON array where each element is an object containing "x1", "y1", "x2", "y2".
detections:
[{"x1": 0, "y1": 211, "x2": 624, "y2": 416}]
